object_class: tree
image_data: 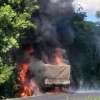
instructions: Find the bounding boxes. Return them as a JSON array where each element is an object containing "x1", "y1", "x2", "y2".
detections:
[
  {"x1": 70, "y1": 11, "x2": 98, "y2": 88},
  {"x1": 0, "y1": 0, "x2": 39, "y2": 98}
]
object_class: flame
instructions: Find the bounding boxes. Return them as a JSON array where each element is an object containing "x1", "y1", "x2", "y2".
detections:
[
  {"x1": 18, "y1": 80, "x2": 33, "y2": 96},
  {"x1": 17, "y1": 46, "x2": 40, "y2": 97},
  {"x1": 53, "y1": 48, "x2": 64, "y2": 64},
  {"x1": 42, "y1": 48, "x2": 64, "y2": 64},
  {"x1": 17, "y1": 63, "x2": 33, "y2": 97},
  {"x1": 18, "y1": 64, "x2": 29, "y2": 83},
  {"x1": 17, "y1": 46, "x2": 65, "y2": 96},
  {"x1": 17, "y1": 63, "x2": 40, "y2": 97}
]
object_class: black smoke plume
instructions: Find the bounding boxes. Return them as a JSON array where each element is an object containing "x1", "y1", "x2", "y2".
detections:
[{"x1": 19, "y1": 0, "x2": 77, "y2": 90}]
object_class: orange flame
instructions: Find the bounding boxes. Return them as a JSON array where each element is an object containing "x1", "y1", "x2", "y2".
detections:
[
  {"x1": 53, "y1": 48, "x2": 64, "y2": 64},
  {"x1": 17, "y1": 46, "x2": 65, "y2": 96},
  {"x1": 18, "y1": 64, "x2": 29, "y2": 83},
  {"x1": 17, "y1": 46, "x2": 40, "y2": 97},
  {"x1": 18, "y1": 81, "x2": 33, "y2": 96},
  {"x1": 17, "y1": 63, "x2": 33, "y2": 97}
]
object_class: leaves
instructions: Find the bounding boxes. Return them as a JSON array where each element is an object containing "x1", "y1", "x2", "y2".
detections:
[
  {"x1": 0, "y1": 0, "x2": 38, "y2": 97},
  {"x1": 0, "y1": 1, "x2": 37, "y2": 54},
  {"x1": 0, "y1": 64, "x2": 14, "y2": 84}
]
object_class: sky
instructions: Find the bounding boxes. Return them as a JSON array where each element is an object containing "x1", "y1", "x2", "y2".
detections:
[{"x1": 73, "y1": 0, "x2": 100, "y2": 22}]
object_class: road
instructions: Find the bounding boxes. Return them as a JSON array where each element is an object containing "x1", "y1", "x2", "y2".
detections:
[{"x1": 7, "y1": 92, "x2": 100, "y2": 100}]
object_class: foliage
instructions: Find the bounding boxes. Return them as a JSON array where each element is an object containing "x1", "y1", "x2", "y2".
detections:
[
  {"x1": 0, "y1": 0, "x2": 39, "y2": 98},
  {"x1": 0, "y1": 64, "x2": 13, "y2": 84},
  {"x1": 70, "y1": 11, "x2": 100, "y2": 88}
]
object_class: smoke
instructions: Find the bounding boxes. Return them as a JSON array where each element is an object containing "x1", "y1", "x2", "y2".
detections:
[
  {"x1": 18, "y1": 0, "x2": 76, "y2": 91},
  {"x1": 28, "y1": 0, "x2": 100, "y2": 90},
  {"x1": 31, "y1": 0, "x2": 75, "y2": 50},
  {"x1": 29, "y1": 58, "x2": 45, "y2": 89},
  {"x1": 18, "y1": 0, "x2": 74, "y2": 91},
  {"x1": 31, "y1": 0, "x2": 74, "y2": 76},
  {"x1": 16, "y1": 0, "x2": 100, "y2": 93},
  {"x1": 38, "y1": 0, "x2": 74, "y2": 16}
]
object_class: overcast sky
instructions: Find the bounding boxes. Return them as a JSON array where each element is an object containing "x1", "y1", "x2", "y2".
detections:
[{"x1": 73, "y1": 0, "x2": 100, "y2": 21}]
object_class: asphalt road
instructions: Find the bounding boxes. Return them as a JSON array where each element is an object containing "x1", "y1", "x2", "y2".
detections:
[{"x1": 7, "y1": 93, "x2": 100, "y2": 100}]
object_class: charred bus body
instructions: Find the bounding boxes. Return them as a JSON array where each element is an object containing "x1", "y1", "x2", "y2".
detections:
[{"x1": 16, "y1": 44, "x2": 71, "y2": 96}]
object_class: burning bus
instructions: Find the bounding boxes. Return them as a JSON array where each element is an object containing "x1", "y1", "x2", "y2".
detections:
[
  {"x1": 15, "y1": 0, "x2": 74, "y2": 97},
  {"x1": 16, "y1": 44, "x2": 71, "y2": 97}
]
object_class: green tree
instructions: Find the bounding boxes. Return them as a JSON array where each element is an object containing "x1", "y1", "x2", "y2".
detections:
[
  {"x1": 70, "y1": 12, "x2": 98, "y2": 88},
  {"x1": 0, "y1": 0, "x2": 39, "y2": 98}
]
